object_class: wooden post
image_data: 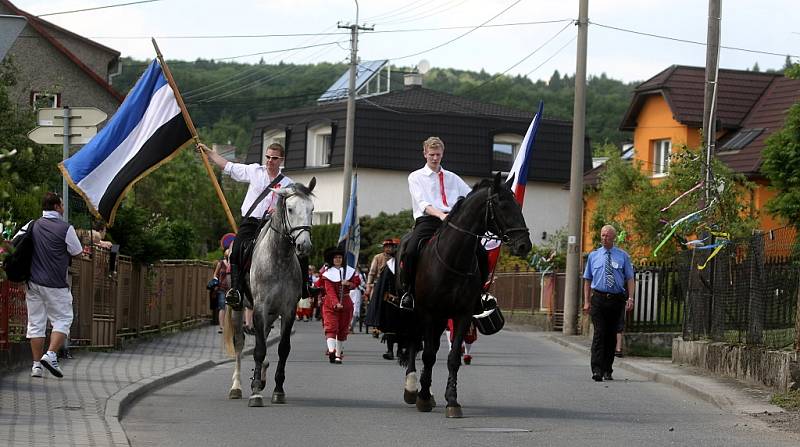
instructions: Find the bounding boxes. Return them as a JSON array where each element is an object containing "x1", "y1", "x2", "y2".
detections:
[
  {"x1": 795, "y1": 275, "x2": 800, "y2": 351},
  {"x1": 151, "y1": 38, "x2": 238, "y2": 233}
]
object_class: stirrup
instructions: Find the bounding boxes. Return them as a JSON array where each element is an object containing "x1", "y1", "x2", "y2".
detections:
[
  {"x1": 399, "y1": 292, "x2": 414, "y2": 311},
  {"x1": 225, "y1": 289, "x2": 243, "y2": 310}
]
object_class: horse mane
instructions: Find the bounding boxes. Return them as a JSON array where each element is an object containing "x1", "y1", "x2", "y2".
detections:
[{"x1": 441, "y1": 179, "x2": 493, "y2": 226}]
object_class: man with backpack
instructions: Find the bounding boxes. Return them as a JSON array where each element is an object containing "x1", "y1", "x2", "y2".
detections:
[{"x1": 14, "y1": 192, "x2": 83, "y2": 378}]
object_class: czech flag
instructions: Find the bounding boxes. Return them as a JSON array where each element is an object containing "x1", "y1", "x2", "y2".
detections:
[
  {"x1": 484, "y1": 100, "x2": 543, "y2": 287},
  {"x1": 59, "y1": 59, "x2": 192, "y2": 226}
]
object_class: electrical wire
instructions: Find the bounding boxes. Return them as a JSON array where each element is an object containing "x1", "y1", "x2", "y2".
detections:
[
  {"x1": 591, "y1": 21, "x2": 799, "y2": 59},
  {"x1": 523, "y1": 35, "x2": 576, "y2": 77},
  {"x1": 37, "y1": 0, "x2": 161, "y2": 17},
  {"x1": 373, "y1": 0, "x2": 471, "y2": 27},
  {"x1": 214, "y1": 40, "x2": 349, "y2": 62},
  {"x1": 389, "y1": 0, "x2": 522, "y2": 61}
]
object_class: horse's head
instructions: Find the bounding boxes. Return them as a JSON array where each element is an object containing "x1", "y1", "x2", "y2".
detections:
[
  {"x1": 489, "y1": 172, "x2": 532, "y2": 258},
  {"x1": 274, "y1": 177, "x2": 316, "y2": 257}
]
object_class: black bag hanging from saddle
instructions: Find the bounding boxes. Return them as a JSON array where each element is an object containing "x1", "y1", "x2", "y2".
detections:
[{"x1": 3, "y1": 219, "x2": 36, "y2": 283}]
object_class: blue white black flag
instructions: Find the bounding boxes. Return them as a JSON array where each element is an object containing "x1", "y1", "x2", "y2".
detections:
[
  {"x1": 59, "y1": 59, "x2": 192, "y2": 225},
  {"x1": 338, "y1": 173, "x2": 359, "y2": 268}
]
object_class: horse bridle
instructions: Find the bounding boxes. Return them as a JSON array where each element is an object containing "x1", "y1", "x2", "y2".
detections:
[
  {"x1": 434, "y1": 185, "x2": 529, "y2": 276},
  {"x1": 446, "y1": 186, "x2": 529, "y2": 244},
  {"x1": 268, "y1": 192, "x2": 311, "y2": 246}
]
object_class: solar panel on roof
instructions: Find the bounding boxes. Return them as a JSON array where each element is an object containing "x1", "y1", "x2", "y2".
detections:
[{"x1": 318, "y1": 60, "x2": 388, "y2": 103}]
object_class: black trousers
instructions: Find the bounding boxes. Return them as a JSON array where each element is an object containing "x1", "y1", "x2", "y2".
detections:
[{"x1": 590, "y1": 292, "x2": 626, "y2": 375}]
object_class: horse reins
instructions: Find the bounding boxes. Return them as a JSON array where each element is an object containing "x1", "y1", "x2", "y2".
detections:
[
  {"x1": 433, "y1": 186, "x2": 529, "y2": 276},
  {"x1": 268, "y1": 191, "x2": 311, "y2": 246}
]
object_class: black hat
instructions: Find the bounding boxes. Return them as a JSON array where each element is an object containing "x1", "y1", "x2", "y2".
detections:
[{"x1": 323, "y1": 246, "x2": 346, "y2": 265}]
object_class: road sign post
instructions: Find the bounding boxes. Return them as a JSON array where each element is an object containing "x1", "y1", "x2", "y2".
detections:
[{"x1": 27, "y1": 107, "x2": 107, "y2": 221}]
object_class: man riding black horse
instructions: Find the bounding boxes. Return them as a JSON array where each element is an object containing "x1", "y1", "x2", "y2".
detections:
[
  {"x1": 398, "y1": 136, "x2": 490, "y2": 311},
  {"x1": 199, "y1": 142, "x2": 310, "y2": 333}
]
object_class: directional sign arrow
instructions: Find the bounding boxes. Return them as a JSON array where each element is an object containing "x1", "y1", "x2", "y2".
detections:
[
  {"x1": 28, "y1": 126, "x2": 98, "y2": 145},
  {"x1": 37, "y1": 107, "x2": 108, "y2": 127}
]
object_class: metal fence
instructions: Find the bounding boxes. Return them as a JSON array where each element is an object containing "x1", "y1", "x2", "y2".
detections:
[
  {"x1": 683, "y1": 227, "x2": 799, "y2": 350},
  {"x1": 490, "y1": 270, "x2": 565, "y2": 329},
  {"x1": 0, "y1": 249, "x2": 214, "y2": 351}
]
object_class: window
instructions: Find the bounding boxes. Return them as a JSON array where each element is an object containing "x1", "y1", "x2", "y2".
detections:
[
  {"x1": 492, "y1": 133, "x2": 524, "y2": 173},
  {"x1": 31, "y1": 92, "x2": 59, "y2": 109},
  {"x1": 652, "y1": 139, "x2": 671, "y2": 176},
  {"x1": 312, "y1": 211, "x2": 332, "y2": 225},
  {"x1": 306, "y1": 124, "x2": 332, "y2": 167}
]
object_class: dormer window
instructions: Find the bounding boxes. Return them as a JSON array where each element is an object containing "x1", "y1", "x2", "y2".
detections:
[
  {"x1": 306, "y1": 124, "x2": 332, "y2": 167},
  {"x1": 492, "y1": 133, "x2": 524, "y2": 173}
]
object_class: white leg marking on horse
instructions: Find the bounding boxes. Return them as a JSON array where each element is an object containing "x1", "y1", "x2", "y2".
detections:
[{"x1": 405, "y1": 372, "x2": 418, "y2": 392}]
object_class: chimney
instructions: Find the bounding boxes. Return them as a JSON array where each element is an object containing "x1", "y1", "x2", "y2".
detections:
[{"x1": 404, "y1": 72, "x2": 423, "y2": 89}]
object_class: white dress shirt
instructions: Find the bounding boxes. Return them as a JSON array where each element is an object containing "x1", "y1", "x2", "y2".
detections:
[
  {"x1": 16, "y1": 211, "x2": 83, "y2": 256},
  {"x1": 224, "y1": 162, "x2": 294, "y2": 218},
  {"x1": 408, "y1": 164, "x2": 472, "y2": 219}
]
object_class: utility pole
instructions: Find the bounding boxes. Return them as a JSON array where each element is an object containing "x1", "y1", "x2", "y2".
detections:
[
  {"x1": 61, "y1": 106, "x2": 71, "y2": 222},
  {"x1": 338, "y1": 1, "x2": 373, "y2": 221},
  {"x1": 563, "y1": 0, "x2": 589, "y2": 335},
  {"x1": 702, "y1": 0, "x2": 721, "y2": 205}
]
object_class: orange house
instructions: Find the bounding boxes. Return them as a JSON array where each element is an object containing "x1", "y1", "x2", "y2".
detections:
[{"x1": 582, "y1": 65, "x2": 800, "y2": 254}]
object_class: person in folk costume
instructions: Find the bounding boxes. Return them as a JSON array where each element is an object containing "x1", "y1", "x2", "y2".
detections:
[
  {"x1": 364, "y1": 238, "x2": 401, "y2": 359},
  {"x1": 315, "y1": 247, "x2": 361, "y2": 364},
  {"x1": 349, "y1": 269, "x2": 367, "y2": 333},
  {"x1": 445, "y1": 319, "x2": 478, "y2": 365},
  {"x1": 365, "y1": 238, "x2": 398, "y2": 338}
]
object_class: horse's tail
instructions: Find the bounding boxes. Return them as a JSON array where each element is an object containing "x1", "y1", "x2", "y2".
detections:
[{"x1": 222, "y1": 305, "x2": 236, "y2": 358}]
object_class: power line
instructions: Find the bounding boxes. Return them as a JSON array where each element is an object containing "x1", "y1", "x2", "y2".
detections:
[
  {"x1": 373, "y1": 0, "x2": 471, "y2": 27},
  {"x1": 591, "y1": 21, "x2": 799, "y2": 59},
  {"x1": 83, "y1": 19, "x2": 573, "y2": 40},
  {"x1": 214, "y1": 40, "x2": 349, "y2": 61},
  {"x1": 37, "y1": 0, "x2": 161, "y2": 17},
  {"x1": 524, "y1": 35, "x2": 577, "y2": 77},
  {"x1": 390, "y1": 0, "x2": 523, "y2": 61}
]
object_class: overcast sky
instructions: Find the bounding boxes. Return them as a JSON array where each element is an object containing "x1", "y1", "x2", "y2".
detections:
[{"x1": 14, "y1": 0, "x2": 800, "y2": 84}]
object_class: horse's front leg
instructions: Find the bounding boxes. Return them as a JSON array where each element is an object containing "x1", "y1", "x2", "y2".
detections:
[
  {"x1": 403, "y1": 334, "x2": 419, "y2": 405},
  {"x1": 272, "y1": 310, "x2": 296, "y2": 404},
  {"x1": 248, "y1": 310, "x2": 270, "y2": 407},
  {"x1": 444, "y1": 316, "x2": 471, "y2": 418},
  {"x1": 416, "y1": 320, "x2": 444, "y2": 412}
]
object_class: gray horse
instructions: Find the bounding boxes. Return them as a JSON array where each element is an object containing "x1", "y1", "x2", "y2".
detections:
[{"x1": 223, "y1": 178, "x2": 315, "y2": 407}]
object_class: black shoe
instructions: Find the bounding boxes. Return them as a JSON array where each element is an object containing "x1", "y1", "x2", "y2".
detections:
[
  {"x1": 592, "y1": 372, "x2": 603, "y2": 382},
  {"x1": 243, "y1": 325, "x2": 255, "y2": 336},
  {"x1": 225, "y1": 289, "x2": 243, "y2": 310},
  {"x1": 399, "y1": 292, "x2": 414, "y2": 311},
  {"x1": 603, "y1": 372, "x2": 613, "y2": 381},
  {"x1": 382, "y1": 352, "x2": 395, "y2": 360},
  {"x1": 614, "y1": 350, "x2": 624, "y2": 358},
  {"x1": 329, "y1": 351, "x2": 336, "y2": 364}
]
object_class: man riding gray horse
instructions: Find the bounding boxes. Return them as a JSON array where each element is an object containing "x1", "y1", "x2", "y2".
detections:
[{"x1": 199, "y1": 142, "x2": 310, "y2": 333}]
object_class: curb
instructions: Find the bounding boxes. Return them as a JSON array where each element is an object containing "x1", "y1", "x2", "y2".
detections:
[
  {"x1": 544, "y1": 334, "x2": 784, "y2": 416},
  {"x1": 105, "y1": 332, "x2": 282, "y2": 446}
]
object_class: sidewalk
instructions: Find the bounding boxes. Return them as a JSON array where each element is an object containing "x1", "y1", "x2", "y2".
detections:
[
  {"x1": 0, "y1": 324, "x2": 274, "y2": 447},
  {"x1": 544, "y1": 332, "x2": 786, "y2": 415}
]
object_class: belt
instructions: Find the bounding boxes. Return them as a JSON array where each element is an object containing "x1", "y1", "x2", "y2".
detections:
[{"x1": 592, "y1": 290, "x2": 625, "y2": 299}]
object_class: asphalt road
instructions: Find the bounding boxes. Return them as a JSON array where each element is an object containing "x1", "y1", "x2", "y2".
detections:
[{"x1": 122, "y1": 322, "x2": 797, "y2": 447}]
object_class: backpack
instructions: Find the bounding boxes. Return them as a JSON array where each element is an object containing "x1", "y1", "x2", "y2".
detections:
[{"x1": 2, "y1": 219, "x2": 36, "y2": 283}]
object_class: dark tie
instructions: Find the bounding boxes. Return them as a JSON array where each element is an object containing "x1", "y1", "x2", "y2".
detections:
[
  {"x1": 438, "y1": 171, "x2": 448, "y2": 206},
  {"x1": 604, "y1": 251, "x2": 616, "y2": 290}
]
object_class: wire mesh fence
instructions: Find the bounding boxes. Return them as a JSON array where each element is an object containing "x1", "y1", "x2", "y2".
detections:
[{"x1": 682, "y1": 227, "x2": 799, "y2": 350}]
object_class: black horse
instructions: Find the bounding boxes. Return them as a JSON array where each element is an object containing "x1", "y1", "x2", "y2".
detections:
[{"x1": 398, "y1": 172, "x2": 532, "y2": 418}]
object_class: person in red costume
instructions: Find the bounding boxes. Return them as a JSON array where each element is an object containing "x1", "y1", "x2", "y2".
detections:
[{"x1": 315, "y1": 247, "x2": 361, "y2": 364}]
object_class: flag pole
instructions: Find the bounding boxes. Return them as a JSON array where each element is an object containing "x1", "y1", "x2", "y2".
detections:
[{"x1": 151, "y1": 38, "x2": 238, "y2": 232}]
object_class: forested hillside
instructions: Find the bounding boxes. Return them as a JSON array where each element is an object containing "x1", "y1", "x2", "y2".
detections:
[{"x1": 112, "y1": 58, "x2": 637, "y2": 155}]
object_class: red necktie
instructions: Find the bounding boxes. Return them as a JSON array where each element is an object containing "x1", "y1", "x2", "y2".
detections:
[{"x1": 438, "y1": 171, "x2": 448, "y2": 206}]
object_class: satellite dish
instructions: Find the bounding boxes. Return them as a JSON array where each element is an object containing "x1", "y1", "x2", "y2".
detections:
[{"x1": 417, "y1": 59, "x2": 431, "y2": 74}]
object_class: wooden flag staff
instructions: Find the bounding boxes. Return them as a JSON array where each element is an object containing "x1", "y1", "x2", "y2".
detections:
[{"x1": 151, "y1": 38, "x2": 238, "y2": 232}]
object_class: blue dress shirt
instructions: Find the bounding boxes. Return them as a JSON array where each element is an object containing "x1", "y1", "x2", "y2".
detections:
[{"x1": 583, "y1": 246, "x2": 634, "y2": 295}]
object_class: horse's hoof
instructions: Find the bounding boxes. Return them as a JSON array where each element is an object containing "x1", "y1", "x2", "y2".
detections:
[
  {"x1": 416, "y1": 397, "x2": 433, "y2": 412},
  {"x1": 403, "y1": 389, "x2": 418, "y2": 405},
  {"x1": 445, "y1": 405, "x2": 463, "y2": 418},
  {"x1": 248, "y1": 395, "x2": 264, "y2": 407},
  {"x1": 271, "y1": 392, "x2": 286, "y2": 404},
  {"x1": 228, "y1": 388, "x2": 242, "y2": 399}
]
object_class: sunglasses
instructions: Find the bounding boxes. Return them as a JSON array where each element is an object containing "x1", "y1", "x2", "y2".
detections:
[{"x1": 265, "y1": 156, "x2": 284, "y2": 161}]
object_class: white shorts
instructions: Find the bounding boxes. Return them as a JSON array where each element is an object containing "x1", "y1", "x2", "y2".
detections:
[{"x1": 26, "y1": 282, "x2": 74, "y2": 338}]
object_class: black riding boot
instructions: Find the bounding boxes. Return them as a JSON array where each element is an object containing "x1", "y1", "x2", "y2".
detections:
[
  {"x1": 399, "y1": 255, "x2": 415, "y2": 310},
  {"x1": 225, "y1": 264, "x2": 243, "y2": 310}
]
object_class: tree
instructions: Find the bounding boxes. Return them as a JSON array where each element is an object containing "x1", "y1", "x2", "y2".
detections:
[{"x1": 761, "y1": 63, "x2": 800, "y2": 229}]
